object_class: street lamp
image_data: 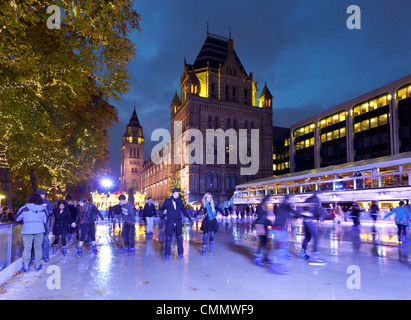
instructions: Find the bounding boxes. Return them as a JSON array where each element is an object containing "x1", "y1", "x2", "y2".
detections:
[{"x1": 101, "y1": 179, "x2": 113, "y2": 189}]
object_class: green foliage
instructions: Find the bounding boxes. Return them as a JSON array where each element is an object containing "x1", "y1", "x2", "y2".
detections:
[{"x1": 0, "y1": 0, "x2": 141, "y2": 196}]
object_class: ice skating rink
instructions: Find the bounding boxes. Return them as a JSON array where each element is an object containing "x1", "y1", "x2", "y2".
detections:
[{"x1": 0, "y1": 217, "x2": 410, "y2": 300}]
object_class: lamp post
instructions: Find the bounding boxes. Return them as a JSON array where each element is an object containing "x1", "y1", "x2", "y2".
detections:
[{"x1": 101, "y1": 178, "x2": 113, "y2": 210}]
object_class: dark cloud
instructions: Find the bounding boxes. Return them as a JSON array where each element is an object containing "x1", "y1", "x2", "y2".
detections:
[{"x1": 106, "y1": 0, "x2": 411, "y2": 182}]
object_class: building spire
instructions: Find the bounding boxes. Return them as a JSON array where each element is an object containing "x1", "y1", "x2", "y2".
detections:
[{"x1": 206, "y1": 21, "x2": 209, "y2": 36}]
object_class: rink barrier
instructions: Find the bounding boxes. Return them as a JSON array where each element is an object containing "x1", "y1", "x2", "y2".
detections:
[{"x1": 0, "y1": 222, "x2": 23, "y2": 285}]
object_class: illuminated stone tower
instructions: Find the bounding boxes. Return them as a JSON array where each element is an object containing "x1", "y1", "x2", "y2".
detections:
[
  {"x1": 120, "y1": 106, "x2": 144, "y2": 192},
  {"x1": 167, "y1": 31, "x2": 273, "y2": 204}
]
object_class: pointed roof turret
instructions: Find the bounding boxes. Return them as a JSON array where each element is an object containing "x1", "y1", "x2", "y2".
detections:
[
  {"x1": 171, "y1": 90, "x2": 182, "y2": 106},
  {"x1": 187, "y1": 66, "x2": 200, "y2": 84},
  {"x1": 259, "y1": 82, "x2": 273, "y2": 100},
  {"x1": 128, "y1": 104, "x2": 141, "y2": 127}
]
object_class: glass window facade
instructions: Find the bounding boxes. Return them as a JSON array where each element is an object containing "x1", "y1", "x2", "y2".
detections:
[
  {"x1": 397, "y1": 83, "x2": 411, "y2": 152},
  {"x1": 352, "y1": 94, "x2": 391, "y2": 161},
  {"x1": 319, "y1": 111, "x2": 347, "y2": 168},
  {"x1": 293, "y1": 123, "x2": 315, "y2": 172}
]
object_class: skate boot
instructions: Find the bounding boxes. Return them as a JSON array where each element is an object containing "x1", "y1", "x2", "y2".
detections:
[
  {"x1": 35, "y1": 264, "x2": 42, "y2": 272},
  {"x1": 398, "y1": 235, "x2": 402, "y2": 243},
  {"x1": 43, "y1": 256, "x2": 49, "y2": 262},
  {"x1": 52, "y1": 245, "x2": 57, "y2": 255},
  {"x1": 253, "y1": 254, "x2": 264, "y2": 266},
  {"x1": 120, "y1": 246, "x2": 129, "y2": 253},
  {"x1": 77, "y1": 246, "x2": 82, "y2": 257},
  {"x1": 300, "y1": 249, "x2": 310, "y2": 260},
  {"x1": 308, "y1": 252, "x2": 327, "y2": 266},
  {"x1": 92, "y1": 244, "x2": 98, "y2": 254},
  {"x1": 22, "y1": 263, "x2": 29, "y2": 273},
  {"x1": 402, "y1": 236, "x2": 408, "y2": 244},
  {"x1": 128, "y1": 248, "x2": 135, "y2": 255},
  {"x1": 202, "y1": 245, "x2": 207, "y2": 255},
  {"x1": 62, "y1": 246, "x2": 67, "y2": 256},
  {"x1": 179, "y1": 254, "x2": 184, "y2": 260},
  {"x1": 209, "y1": 241, "x2": 214, "y2": 253},
  {"x1": 165, "y1": 255, "x2": 170, "y2": 261}
]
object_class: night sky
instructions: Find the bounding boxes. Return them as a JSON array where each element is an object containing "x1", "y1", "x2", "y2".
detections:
[{"x1": 106, "y1": 0, "x2": 411, "y2": 187}]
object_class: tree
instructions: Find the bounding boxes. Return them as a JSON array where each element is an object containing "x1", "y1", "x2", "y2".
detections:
[
  {"x1": 0, "y1": 1, "x2": 141, "y2": 203},
  {"x1": 167, "y1": 174, "x2": 189, "y2": 209}
]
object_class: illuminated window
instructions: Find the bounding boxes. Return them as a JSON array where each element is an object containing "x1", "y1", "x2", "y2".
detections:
[
  {"x1": 310, "y1": 137, "x2": 314, "y2": 146},
  {"x1": 284, "y1": 139, "x2": 290, "y2": 147},
  {"x1": 326, "y1": 117, "x2": 332, "y2": 126},
  {"x1": 320, "y1": 120, "x2": 326, "y2": 128},
  {"x1": 333, "y1": 130, "x2": 339, "y2": 140},
  {"x1": 378, "y1": 96, "x2": 387, "y2": 107},
  {"x1": 379, "y1": 114, "x2": 388, "y2": 126},
  {"x1": 305, "y1": 139, "x2": 310, "y2": 148},
  {"x1": 340, "y1": 127, "x2": 346, "y2": 137},
  {"x1": 361, "y1": 119, "x2": 370, "y2": 131},
  {"x1": 273, "y1": 154, "x2": 277, "y2": 160},
  {"x1": 309, "y1": 124, "x2": 315, "y2": 132},
  {"x1": 273, "y1": 164, "x2": 277, "y2": 171},
  {"x1": 332, "y1": 115, "x2": 339, "y2": 124},
  {"x1": 353, "y1": 106, "x2": 360, "y2": 116},
  {"x1": 327, "y1": 132, "x2": 332, "y2": 141},
  {"x1": 321, "y1": 134, "x2": 326, "y2": 143},
  {"x1": 370, "y1": 117, "x2": 378, "y2": 128},
  {"x1": 369, "y1": 99, "x2": 378, "y2": 111},
  {"x1": 398, "y1": 87, "x2": 407, "y2": 100},
  {"x1": 354, "y1": 123, "x2": 361, "y2": 133},
  {"x1": 361, "y1": 103, "x2": 369, "y2": 114},
  {"x1": 339, "y1": 112, "x2": 346, "y2": 122}
]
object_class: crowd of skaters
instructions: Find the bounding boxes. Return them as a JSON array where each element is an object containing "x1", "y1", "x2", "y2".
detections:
[{"x1": 8, "y1": 187, "x2": 411, "y2": 275}]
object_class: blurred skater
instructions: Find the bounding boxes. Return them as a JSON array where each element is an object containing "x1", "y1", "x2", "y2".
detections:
[
  {"x1": 299, "y1": 193, "x2": 327, "y2": 265},
  {"x1": 370, "y1": 201, "x2": 379, "y2": 226},
  {"x1": 194, "y1": 192, "x2": 223, "y2": 255},
  {"x1": 383, "y1": 201, "x2": 411, "y2": 244},
  {"x1": 269, "y1": 194, "x2": 298, "y2": 274},
  {"x1": 143, "y1": 197, "x2": 156, "y2": 239},
  {"x1": 252, "y1": 195, "x2": 271, "y2": 266},
  {"x1": 351, "y1": 202, "x2": 361, "y2": 228}
]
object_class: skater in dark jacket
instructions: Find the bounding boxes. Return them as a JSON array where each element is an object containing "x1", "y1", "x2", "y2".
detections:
[
  {"x1": 159, "y1": 188, "x2": 192, "y2": 260},
  {"x1": 51, "y1": 200, "x2": 73, "y2": 256},
  {"x1": 299, "y1": 193, "x2": 327, "y2": 265},
  {"x1": 118, "y1": 194, "x2": 136, "y2": 255},
  {"x1": 143, "y1": 197, "x2": 156, "y2": 238},
  {"x1": 71, "y1": 198, "x2": 104, "y2": 256},
  {"x1": 194, "y1": 192, "x2": 223, "y2": 255},
  {"x1": 252, "y1": 195, "x2": 271, "y2": 266}
]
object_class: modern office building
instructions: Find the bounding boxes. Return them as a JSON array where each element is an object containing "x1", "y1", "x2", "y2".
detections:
[{"x1": 285, "y1": 74, "x2": 411, "y2": 173}]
